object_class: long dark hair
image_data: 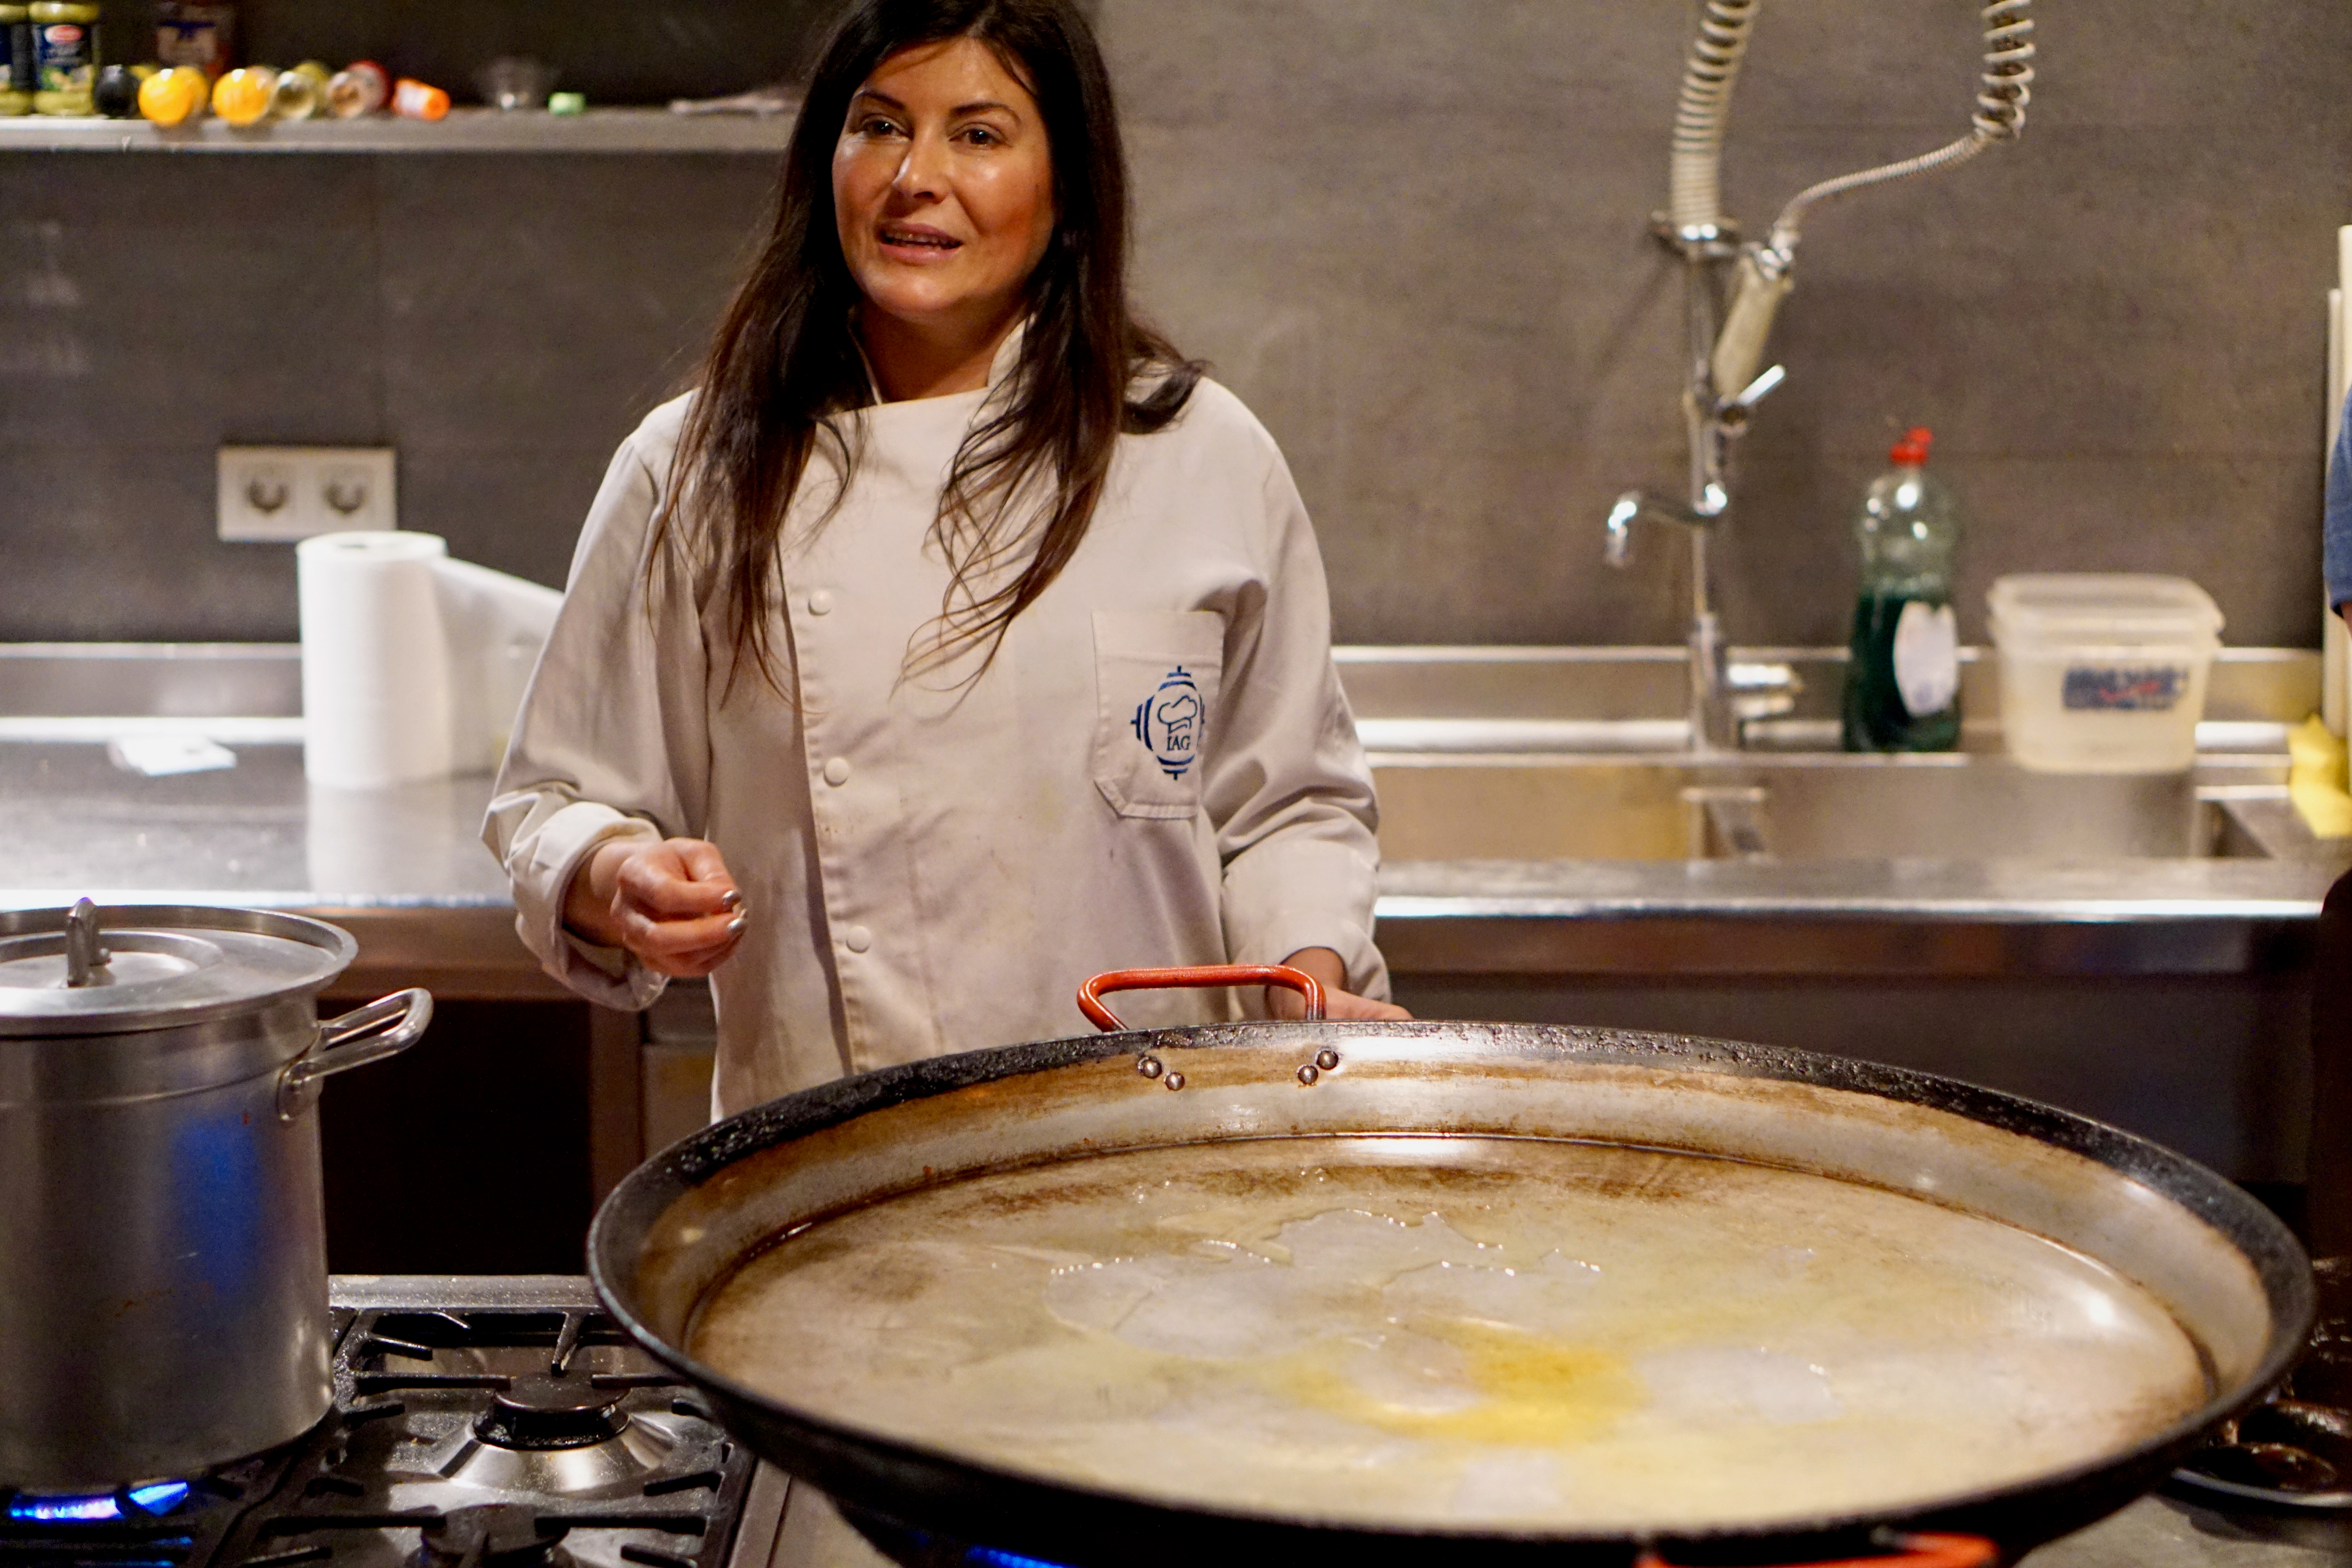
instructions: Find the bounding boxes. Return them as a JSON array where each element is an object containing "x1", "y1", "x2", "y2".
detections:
[{"x1": 657, "y1": 0, "x2": 1201, "y2": 689}]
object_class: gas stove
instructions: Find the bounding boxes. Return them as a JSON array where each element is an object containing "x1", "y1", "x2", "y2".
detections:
[
  {"x1": 0, "y1": 1279, "x2": 786, "y2": 1568},
  {"x1": 0, "y1": 1278, "x2": 2334, "y2": 1568}
]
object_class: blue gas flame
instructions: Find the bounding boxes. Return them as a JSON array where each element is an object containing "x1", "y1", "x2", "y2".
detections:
[{"x1": 7, "y1": 1493, "x2": 123, "y2": 1523}]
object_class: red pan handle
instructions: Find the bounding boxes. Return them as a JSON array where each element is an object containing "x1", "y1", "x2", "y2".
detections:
[
  {"x1": 1076, "y1": 964, "x2": 1325, "y2": 1033},
  {"x1": 1639, "y1": 1535, "x2": 1996, "y2": 1568}
]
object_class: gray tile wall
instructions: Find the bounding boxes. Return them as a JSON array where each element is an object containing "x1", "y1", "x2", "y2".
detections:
[
  {"x1": 0, "y1": 153, "x2": 775, "y2": 637},
  {"x1": 1112, "y1": 0, "x2": 2352, "y2": 648},
  {"x1": 3, "y1": 0, "x2": 2345, "y2": 646}
]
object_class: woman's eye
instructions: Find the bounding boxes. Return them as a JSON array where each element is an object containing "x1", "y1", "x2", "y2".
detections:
[
  {"x1": 957, "y1": 125, "x2": 1002, "y2": 146},
  {"x1": 856, "y1": 115, "x2": 905, "y2": 138}
]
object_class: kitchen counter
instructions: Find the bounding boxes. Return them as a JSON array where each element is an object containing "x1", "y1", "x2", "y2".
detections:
[
  {"x1": 0, "y1": 739, "x2": 552, "y2": 1000},
  {"x1": 2, "y1": 719, "x2": 2339, "y2": 1184},
  {"x1": 4, "y1": 735, "x2": 2339, "y2": 988}
]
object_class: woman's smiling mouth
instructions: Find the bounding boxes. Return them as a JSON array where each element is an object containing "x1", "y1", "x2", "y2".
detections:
[{"x1": 878, "y1": 224, "x2": 963, "y2": 256}]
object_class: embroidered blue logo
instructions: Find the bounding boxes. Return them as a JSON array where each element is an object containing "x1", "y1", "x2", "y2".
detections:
[{"x1": 1132, "y1": 666, "x2": 1203, "y2": 779}]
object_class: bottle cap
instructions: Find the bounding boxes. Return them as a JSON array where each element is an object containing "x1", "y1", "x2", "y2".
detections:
[{"x1": 1890, "y1": 426, "x2": 1933, "y2": 465}]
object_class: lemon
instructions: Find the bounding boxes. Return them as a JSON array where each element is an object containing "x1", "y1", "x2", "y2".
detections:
[
  {"x1": 211, "y1": 65, "x2": 277, "y2": 128},
  {"x1": 137, "y1": 65, "x2": 207, "y2": 127}
]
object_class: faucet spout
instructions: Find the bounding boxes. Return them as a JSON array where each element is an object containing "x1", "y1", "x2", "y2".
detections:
[
  {"x1": 1599, "y1": 487, "x2": 1794, "y2": 752},
  {"x1": 1604, "y1": 488, "x2": 1726, "y2": 570},
  {"x1": 1601, "y1": 488, "x2": 1737, "y2": 750}
]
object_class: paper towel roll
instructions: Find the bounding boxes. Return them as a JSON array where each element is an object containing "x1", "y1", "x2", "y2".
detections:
[
  {"x1": 430, "y1": 555, "x2": 563, "y2": 773},
  {"x1": 297, "y1": 530, "x2": 454, "y2": 787}
]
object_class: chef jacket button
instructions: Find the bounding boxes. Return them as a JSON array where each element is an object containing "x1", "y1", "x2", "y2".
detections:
[
  {"x1": 842, "y1": 925, "x2": 873, "y2": 953},
  {"x1": 807, "y1": 590, "x2": 833, "y2": 616},
  {"x1": 823, "y1": 756, "x2": 851, "y2": 786}
]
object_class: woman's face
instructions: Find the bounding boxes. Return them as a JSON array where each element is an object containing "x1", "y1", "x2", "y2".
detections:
[{"x1": 834, "y1": 37, "x2": 1056, "y2": 343}]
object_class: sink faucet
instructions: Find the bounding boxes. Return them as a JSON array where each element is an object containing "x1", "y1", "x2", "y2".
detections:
[
  {"x1": 1603, "y1": 0, "x2": 2033, "y2": 753},
  {"x1": 1604, "y1": 246, "x2": 1789, "y2": 751}
]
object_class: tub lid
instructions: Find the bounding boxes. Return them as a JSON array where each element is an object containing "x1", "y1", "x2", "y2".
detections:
[
  {"x1": 1987, "y1": 573, "x2": 2225, "y2": 644},
  {"x1": 0, "y1": 900, "x2": 355, "y2": 1035}
]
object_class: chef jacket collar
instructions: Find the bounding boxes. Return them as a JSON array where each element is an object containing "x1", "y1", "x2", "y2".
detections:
[{"x1": 848, "y1": 312, "x2": 1030, "y2": 407}]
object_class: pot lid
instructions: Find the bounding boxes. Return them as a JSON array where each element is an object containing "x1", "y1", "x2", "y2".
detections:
[{"x1": 0, "y1": 900, "x2": 356, "y2": 1036}]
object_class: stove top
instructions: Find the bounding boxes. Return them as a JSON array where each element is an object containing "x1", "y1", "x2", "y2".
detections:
[{"x1": 0, "y1": 1278, "x2": 782, "y2": 1568}]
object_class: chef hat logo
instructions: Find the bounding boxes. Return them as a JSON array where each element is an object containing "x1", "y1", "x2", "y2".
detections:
[{"x1": 1133, "y1": 667, "x2": 1203, "y2": 779}]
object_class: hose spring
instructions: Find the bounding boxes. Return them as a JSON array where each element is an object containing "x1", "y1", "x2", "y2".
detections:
[
  {"x1": 1767, "y1": 0, "x2": 2034, "y2": 249},
  {"x1": 1667, "y1": 0, "x2": 1761, "y2": 231},
  {"x1": 1973, "y1": 0, "x2": 2036, "y2": 141}
]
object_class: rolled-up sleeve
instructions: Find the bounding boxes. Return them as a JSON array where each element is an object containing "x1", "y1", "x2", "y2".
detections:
[
  {"x1": 483, "y1": 406, "x2": 711, "y2": 1010},
  {"x1": 1205, "y1": 441, "x2": 1388, "y2": 1001}
]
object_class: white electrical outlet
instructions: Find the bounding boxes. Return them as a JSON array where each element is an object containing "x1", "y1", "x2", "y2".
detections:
[{"x1": 218, "y1": 446, "x2": 398, "y2": 541}]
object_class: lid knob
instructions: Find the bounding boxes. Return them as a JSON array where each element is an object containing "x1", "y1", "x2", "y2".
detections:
[{"x1": 62, "y1": 898, "x2": 109, "y2": 989}]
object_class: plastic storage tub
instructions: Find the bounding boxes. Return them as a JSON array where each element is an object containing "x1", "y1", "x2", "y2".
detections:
[{"x1": 1987, "y1": 574, "x2": 2223, "y2": 774}]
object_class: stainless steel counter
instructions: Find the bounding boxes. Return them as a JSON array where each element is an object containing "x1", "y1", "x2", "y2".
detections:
[
  {"x1": 2, "y1": 640, "x2": 2342, "y2": 1181},
  {"x1": 1379, "y1": 855, "x2": 2334, "y2": 978},
  {"x1": 3, "y1": 736, "x2": 2337, "y2": 985},
  {"x1": 0, "y1": 739, "x2": 556, "y2": 1000}
]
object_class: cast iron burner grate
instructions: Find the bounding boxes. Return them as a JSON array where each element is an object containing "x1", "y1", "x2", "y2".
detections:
[
  {"x1": 2, "y1": 1299, "x2": 755, "y2": 1568},
  {"x1": 2167, "y1": 1255, "x2": 2352, "y2": 1551}
]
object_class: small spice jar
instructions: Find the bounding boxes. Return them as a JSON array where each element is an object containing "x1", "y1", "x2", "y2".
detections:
[{"x1": 324, "y1": 57, "x2": 384, "y2": 117}]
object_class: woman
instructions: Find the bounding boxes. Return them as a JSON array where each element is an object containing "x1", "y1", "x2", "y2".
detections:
[{"x1": 486, "y1": 0, "x2": 1404, "y2": 1119}]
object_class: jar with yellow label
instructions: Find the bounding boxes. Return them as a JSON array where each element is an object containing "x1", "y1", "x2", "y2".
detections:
[
  {"x1": 29, "y1": 1, "x2": 98, "y2": 116},
  {"x1": 0, "y1": 6, "x2": 34, "y2": 115}
]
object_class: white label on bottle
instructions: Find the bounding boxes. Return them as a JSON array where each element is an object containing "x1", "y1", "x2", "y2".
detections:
[{"x1": 1892, "y1": 600, "x2": 1959, "y2": 717}]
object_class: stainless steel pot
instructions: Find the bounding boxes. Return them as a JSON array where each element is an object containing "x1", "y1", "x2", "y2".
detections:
[
  {"x1": 0, "y1": 900, "x2": 431, "y2": 1488},
  {"x1": 590, "y1": 965, "x2": 2313, "y2": 1568}
]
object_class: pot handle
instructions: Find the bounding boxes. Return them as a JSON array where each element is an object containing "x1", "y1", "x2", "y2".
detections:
[
  {"x1": 276, "y1": 988, "x2": 434, "y2": 1122},
  {"x1": 1638, "y1": 1534, "x2": 1995, "y2": 1568},
  {"x1": 1077, "y1": 964, "x2": 1324, "y2": 1033}
]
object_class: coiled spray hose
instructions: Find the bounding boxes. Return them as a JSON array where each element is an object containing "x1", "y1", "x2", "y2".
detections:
[
  {"x1": 1767, "y1": 0, "x2": 2034, "y2": 250},
  {"x1": 1679, "y1": 0, "x2": 2036, "y2": 399},
  {"x1": 1666, "y1": 0, "x2": 1762, "y2": 235}
]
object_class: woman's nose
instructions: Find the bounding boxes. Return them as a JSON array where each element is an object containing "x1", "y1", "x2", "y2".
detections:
[{"x1": 892, "y1": 131, "x2": 949, "y2": 199}]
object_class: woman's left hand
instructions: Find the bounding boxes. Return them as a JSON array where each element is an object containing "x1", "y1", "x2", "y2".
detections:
[{"x1": 1272, "y1": 947, "x2": 1413, "y2": 1022}]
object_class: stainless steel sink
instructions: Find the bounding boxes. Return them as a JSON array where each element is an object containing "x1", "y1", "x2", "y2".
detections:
[
  {"x1": 1365, "y1": 750, "x2": 2286, "y2": 862},
  {"x1": 0, "y1": 641, "x2": 2334, "y2": 866},
  {"x1": 1338, "y1": 645, "x2": 2327, "y2": 864}
]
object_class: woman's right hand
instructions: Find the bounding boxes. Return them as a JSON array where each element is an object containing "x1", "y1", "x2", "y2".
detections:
[{"x1": 562, "y1": 836, "x2": 747, "y2": 978}]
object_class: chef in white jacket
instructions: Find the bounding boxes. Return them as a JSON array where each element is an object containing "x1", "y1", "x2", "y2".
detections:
[{"x1": 485, "y1": 0, "x2": 1404, "y2": 1119}]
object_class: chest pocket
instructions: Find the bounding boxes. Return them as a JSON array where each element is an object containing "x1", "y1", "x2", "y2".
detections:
[{"x1": 1092, "y1": 610, "x2": 1225, "y2": 819}]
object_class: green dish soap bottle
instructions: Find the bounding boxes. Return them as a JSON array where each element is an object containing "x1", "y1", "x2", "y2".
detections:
[{"x1": 1841, "y1": 426, "x2": 1961, "y2": 751}]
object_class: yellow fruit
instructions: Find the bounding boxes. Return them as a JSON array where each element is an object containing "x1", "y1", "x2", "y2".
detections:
[
  {"x1": 211, "y1": 65, "x2": 277, "y2": 128},
  {"x1": 137, "y1": 65, "x2": 207, "y2": 127}
]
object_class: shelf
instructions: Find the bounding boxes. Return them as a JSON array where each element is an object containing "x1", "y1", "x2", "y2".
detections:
[{"x1": 0, "y1": 105, "x2": 797, "y2": 154}]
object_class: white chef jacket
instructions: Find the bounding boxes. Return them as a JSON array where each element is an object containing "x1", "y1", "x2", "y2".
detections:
[{"x1": 485, "y1": 361, "x2": 1387, "y2": 1118}]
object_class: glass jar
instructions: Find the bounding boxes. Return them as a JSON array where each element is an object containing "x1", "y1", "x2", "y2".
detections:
[
  {"x1": 0, "y1": 6, "x2": 33, "y2": 115},
  {"x1": 28, "y1": 1, "x2": 97, "y2": 116}
]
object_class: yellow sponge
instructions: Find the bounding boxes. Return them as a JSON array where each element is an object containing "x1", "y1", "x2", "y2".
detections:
[{"x1": 2288, "y1": 716, "x2": 2352, "y2": 837}]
